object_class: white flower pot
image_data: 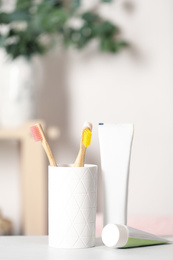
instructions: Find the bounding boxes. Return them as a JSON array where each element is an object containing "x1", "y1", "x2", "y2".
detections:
[{"x1": 0, "y1": 57, "x2": 36, "y2": 127}]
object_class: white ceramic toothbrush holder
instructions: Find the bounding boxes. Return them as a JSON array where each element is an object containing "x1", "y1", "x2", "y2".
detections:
[{"x1": 48, "y1": 164, "x2": 98, "y2": 249}]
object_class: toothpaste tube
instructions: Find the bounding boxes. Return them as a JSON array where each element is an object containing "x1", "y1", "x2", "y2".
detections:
[{"x1": 102, "y1": 224, "x2": 170, "y2": 248}]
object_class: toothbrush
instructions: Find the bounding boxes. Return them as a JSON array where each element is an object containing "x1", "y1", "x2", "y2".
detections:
[
  {"x1": 73, "y1": 121, "x2": 92, "y2": 167},
  {"x1": 30, "y1": 123, "x2": 57, "y2": 167}
]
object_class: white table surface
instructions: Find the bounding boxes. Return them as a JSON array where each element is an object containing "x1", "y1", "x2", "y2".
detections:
[{"x1": 0, "y1": 236, "x2": 173, "y2": 260}]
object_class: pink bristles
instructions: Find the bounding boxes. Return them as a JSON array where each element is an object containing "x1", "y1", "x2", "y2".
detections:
[{"x1": 30, "y1": 125, "x2": 42, "y2": 142}]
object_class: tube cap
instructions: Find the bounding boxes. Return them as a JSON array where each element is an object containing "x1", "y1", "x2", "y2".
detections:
[{"x1": 102, "y1": 224, "x2": 128, "y2": 248}]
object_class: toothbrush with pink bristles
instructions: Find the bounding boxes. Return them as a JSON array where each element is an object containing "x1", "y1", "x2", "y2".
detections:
[{"x1": 30, "y1": 123, "x2": 57, "y2": 167}]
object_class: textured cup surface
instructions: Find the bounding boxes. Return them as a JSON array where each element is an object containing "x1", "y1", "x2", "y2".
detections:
[{"x1": 48, "y1": 164, "x2": 97, "y2": 248}]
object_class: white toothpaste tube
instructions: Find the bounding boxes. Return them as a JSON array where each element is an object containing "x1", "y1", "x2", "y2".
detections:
[
  {"x1": 98, "y1": 123, "x2": 134, "y2": 226},
  {"x1": 102, "y1": 224, "x2": 170, "y2": 248}
]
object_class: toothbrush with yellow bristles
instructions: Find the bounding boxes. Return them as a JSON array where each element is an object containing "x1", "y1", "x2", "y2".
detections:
[
  {"x1": 30, "y1": 123, "x2": 57, "y2": 167},
  {"x1": 73, "y1": 122, "x2": 92, "y2": 167}
]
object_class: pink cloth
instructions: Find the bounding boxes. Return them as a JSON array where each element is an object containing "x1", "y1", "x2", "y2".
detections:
[
  {"x1": 96, "y1": 213, "x2": 103, "y2": 237},
  {"x1": 96, "y1": 213, "x2": 173, "y2": 236},
  {"x1": 128, "y1": 216, "x2": 173, "y2": 235}
]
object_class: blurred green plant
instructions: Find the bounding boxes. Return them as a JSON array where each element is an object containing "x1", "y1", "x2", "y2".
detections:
[{"x1": 0, "y1": 0, "x2": 127, "y2": 59}]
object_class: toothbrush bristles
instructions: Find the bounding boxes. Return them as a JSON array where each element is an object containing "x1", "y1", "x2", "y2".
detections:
[
  {"x1": 82, "y1": 128, "x2": 92, "y2": 147},
  {"x1": 30, "y1": 125, "x2": 43, "y2": 142}
]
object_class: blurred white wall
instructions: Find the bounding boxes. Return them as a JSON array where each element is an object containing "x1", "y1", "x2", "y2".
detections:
[{"x1": 0, "y1": 0, "x2": 173, "y2": 234}]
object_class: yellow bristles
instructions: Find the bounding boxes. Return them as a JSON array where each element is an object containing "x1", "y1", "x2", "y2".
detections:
[{"x1": 82, "y1": 128, "x2": 92, "y2": 147}]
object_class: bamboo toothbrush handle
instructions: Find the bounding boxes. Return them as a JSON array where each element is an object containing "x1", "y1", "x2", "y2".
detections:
[
  {"x1": 73, "y1": 145, "x2": 86, "y2": 167},
  {"x1": 37, "y1": 124, "x2": 57, "y2": 167},
  {"x1": 42, "y1": 137, "x2": 57, "y2": 167}
]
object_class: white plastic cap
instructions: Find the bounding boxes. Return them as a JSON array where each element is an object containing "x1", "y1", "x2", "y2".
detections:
[
  {"x1": 83, "y1": 121, "x2": 92, "y2": 130},
  {"x1": 102, "y1": 224, "x2": 128, "y2": 248}
]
